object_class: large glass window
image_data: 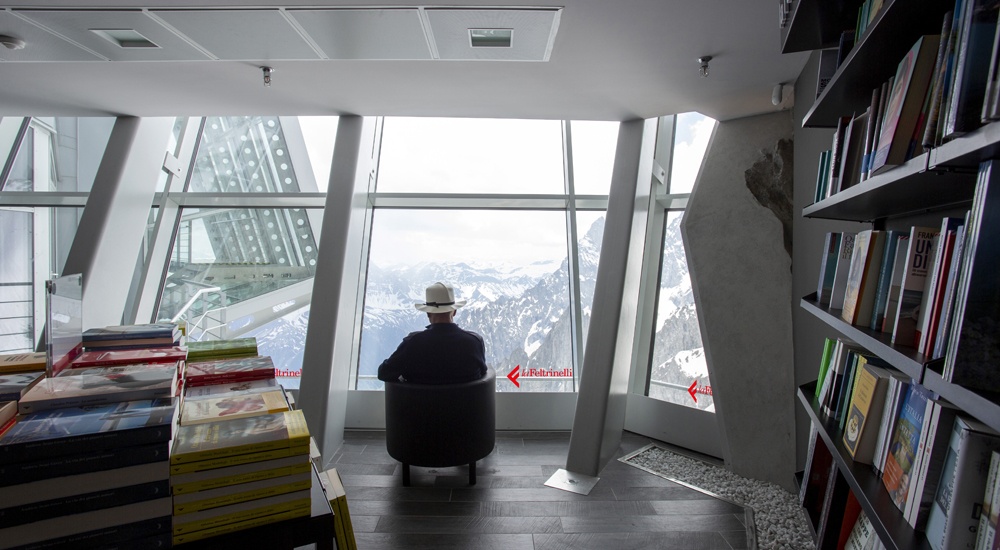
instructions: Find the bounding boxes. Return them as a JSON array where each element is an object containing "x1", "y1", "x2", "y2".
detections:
[
  {"x1": 570, "y1": 121, "x2": 618, "y2": 195},
  {"x1": 647, "y1": 112, "x2": 716, "y2": 410}
]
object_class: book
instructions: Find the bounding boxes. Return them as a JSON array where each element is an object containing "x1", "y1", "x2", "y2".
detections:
[
  {"x1": 816, "y1": 48, "x2": 839, "y2": 100},
  {"x1": 984, "y1": 451, "x2": 1000, "y2": 549},
  {"x1": 932, "y1": 221, "x2": 968, "y2": 359},
  {"x1": 892, "y1": 226, "x2": 941, "y2": 347},
  {"x1": 945, "y1": 160, "x2": 1000, "y2": 391},
  {"x1": 831, "y1": 233, "x2": 858, "y2": 310},
  {"x1": 184, "y1": 355, "x2": 276, "y2": 387},
  {"x1": 873, "y1": 374, "x2": 911, "y2": 475},
  {"x1": 320, "y1": 467, "x2": 358, "y2": 550},
  {"x1": 817, "y1": 232, "x2": 842, "y2": 305},
  {"x1": 6, "y1": 516, "x2": 170, "y2": 550},
  {"x1": 17, "y1": 363, "x2": 178, "y2": 415},
  {"x1": 0, "y1": 459, "x2": 169, "y2": 508},
  {"x1": 882, "y1": 384, "x2": 933, "y2": 510},
  {"x1": 845, "y1": 511, "x2": 877, "y2": 550},
  {"x1": 828, "y1": 116, "x2": 853, "y2": 194},
  {"x1": 974, "y1": 451, "x2": 1000, "y2": 550},
  {"x1": 82, "y1": 323, "x2": 179, "y2": 343},
  {"x1": 186, "y1": 338, "x2": 259, "y2": 362},
  {"x1": 69, "y1": 347, "x2": 186, "y2": 369},
  {"x1": 0, "y1": 479, "x2": 169, "y2": 529},
  {"x1": 870, "y1": 230, "x2": 906, "y2": 331},
  {"x1": 881, "y1": 233, "x2": 912, "y2": 333},
  {"x1": 916, "y1": 217, "x2": 965, "y2": 354},
  {"x1": 860, "y1": 86, "x2": 883, "y2": 179},
  {"x1": 170, "y1": 504, "x2": 306, "y2": 546},
  {"x1": 172, "y1": 470, "x2": 312, "y2": 515},
  {"x1": 842, "y1": 229, "x2": 887, "y2": 326},
  {"x1": 839, "y1": 110, "x2": 869, "y2": 191},
  {"x1": 171, "y1": 409, "x2": 310, "y2": 465},
  {"x1": 183, "y1": 377, "x2": 279, "y2": 400},
  {"x1": 925, "y1": 9, "x2": 958, "y2": 149},
  {"x1": 986, "y1": 16, "x2": 1000, "y2": 122},
  {"x1": 171, "y1": 488, "x2": 311, "y2": 535},
  {"x1": 0, "y1": 399, "x2": 176, "y2": 465},
  {"x1": 170, "y1": 453, "x2": 311, "y2": 495},
  {"x1": 0, "y1": 371, "x2": 45, "y2": 401},
  {"x1": 0, "y1": 497, "x2": 172, "y2": 549},
  {"x1": 814, "y1": 150, "x2": 831, "y2": 203},
  {"x1": 943, "y1": 0, "x2": 1000, "y2": 138},
  {"x1": 837, "y1": 491, "x2": 864, "y2": 550},
  {"x1": 926, "y1": 416, "x2": 1000, "y2": 550},
  {"x1": 180, "y1": 390, "x2": 289, "y2": 426},
  {"x1": 870, "y1": 35, "x2": 942, "y2": 175},
  {"x1": 843, "y1": 362, "x2": 891, "y2": 464},
  {"x1": 868, "y1": 78, "x2": 893, "y2": 179},
  {"x1": 814, "y1": 338, "x2": 837, "y2": 400},
  {"x1": 904, "y1": 398, "x2": 961, "y2": 530},
  {"x1": 838, "y1": 351, "x2": 866, "y2": 431},
  {"x1": 0, "y1": 441, "x2": 169, "y2": 488},
  {"x1": 0, "y1": 351, "x2": 47, "y2": 374}
]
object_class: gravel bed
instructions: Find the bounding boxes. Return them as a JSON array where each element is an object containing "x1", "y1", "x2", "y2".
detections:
[{"x1": 622, "y1": 444, "x2": 814, "y2": 550}]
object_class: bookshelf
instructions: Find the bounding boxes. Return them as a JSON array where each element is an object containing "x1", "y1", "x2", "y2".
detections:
[{"x1": 790, "y1": 0, "x2": 1000, "y2": 548}]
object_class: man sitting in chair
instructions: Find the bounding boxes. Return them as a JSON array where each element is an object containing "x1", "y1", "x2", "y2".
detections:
[{"x1": 377, "y1": 282, "x2": 488, "y2": 385}]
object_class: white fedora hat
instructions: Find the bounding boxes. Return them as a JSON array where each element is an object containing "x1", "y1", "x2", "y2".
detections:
[{"x1": 414, "y1": 282, "x2": 467, "y2": 313}]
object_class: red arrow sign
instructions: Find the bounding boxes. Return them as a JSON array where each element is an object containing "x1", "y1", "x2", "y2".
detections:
[
  {"x1": 688, "y1": 380, "x2": 698, "y2": 403},
  {"x1": 507, "y1": 365, "x2": 521, "y2": 388}
]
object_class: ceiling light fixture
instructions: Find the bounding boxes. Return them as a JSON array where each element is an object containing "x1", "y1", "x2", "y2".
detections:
[
  {"x1": 262, "y1": 66, "x2": 274, "y2": 87},
  {"x1": 0, "y1": 35, "x2": 26, "y2": 51},
  {"x1": 698, "y1": 56, "x2": 712, "y2": 78}
]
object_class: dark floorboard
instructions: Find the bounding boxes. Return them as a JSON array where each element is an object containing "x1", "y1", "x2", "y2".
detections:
[{"x1": 332, "y1": 430, "x2": 751, "y2": 550}]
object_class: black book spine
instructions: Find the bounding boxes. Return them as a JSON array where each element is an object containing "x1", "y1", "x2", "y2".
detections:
[
  {"x1": 0, "y1": 424, "x2": 173, "y2": 466},
  {"x1": 7, "y1": 516, "x2": 171, "y2": 550},
  {"x1": 0, "y1": 480, "x2": 169, "y2": 529},
  {"x1": 0, "y1": 442, "x2": 170, "y2": 487}
]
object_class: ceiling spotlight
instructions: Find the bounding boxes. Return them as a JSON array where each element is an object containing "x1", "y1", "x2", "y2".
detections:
[
  {"x1": 0, "y1": 35, "x2": 26, "y2": 51},
  {"x1": 698, "y1": 56, "x2": 712, "y2": 78},
  {"x1": 262, "y1": 66, "x2": 274, "y2": 87}
]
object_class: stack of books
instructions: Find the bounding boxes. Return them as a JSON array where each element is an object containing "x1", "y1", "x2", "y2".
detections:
[
  {"x1": 169, "y1": 409, "x2": 312, "y2": 545},
  {"x1": 0, "y1": 399, "x2": 177, "y2": 548},
  {"x1": 82, "y1": 323, "x2": 182, "y2": 351},
  {"x1": 184, "y1": 356, "x2": 276, "y2": 389},
  {"x1": 0, "y1": 352, "x2": 48, "y2": 416}
]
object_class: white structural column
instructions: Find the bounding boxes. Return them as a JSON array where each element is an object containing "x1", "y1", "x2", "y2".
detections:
[
  {"x1": 297, "y1": 116, "x2": 376, "y2": 464},
  {"x1": 562, "y1": 118, "x2": 655, "y2": 479},
  {"x1": 61, "y1": 117, "x2": 173, "y2": 329}
]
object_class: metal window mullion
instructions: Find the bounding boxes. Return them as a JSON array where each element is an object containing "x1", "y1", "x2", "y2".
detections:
[{"x1": 562, "y1": 120, "x2": 585, "y2": 393}]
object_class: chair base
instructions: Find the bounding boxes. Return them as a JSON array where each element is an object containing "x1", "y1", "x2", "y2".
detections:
[{"x1": 400, "y1": 461, "x2": 477, "y2": 487}]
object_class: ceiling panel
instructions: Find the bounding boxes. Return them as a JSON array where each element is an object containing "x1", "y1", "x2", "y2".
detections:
[
  {"x1": 425, "y1": 8, "x2": 560, "y2": 61},
  {"x1": 287, "y1": 8, "x2": 431, "y2": 60},
  {"x1": 149, "y1": 9, "x2": 320, "y2": 61},
  {"x1": 15, "y1": 10, "x2": 212, "y2": 62},
  {"x1": 0, "y1": 11, "x2": 103, "y2": 62}
]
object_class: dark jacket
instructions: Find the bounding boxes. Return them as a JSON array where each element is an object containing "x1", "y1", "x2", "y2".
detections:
[{"x1": 376, "y1": 323, "x2": 488, "y2": 384}]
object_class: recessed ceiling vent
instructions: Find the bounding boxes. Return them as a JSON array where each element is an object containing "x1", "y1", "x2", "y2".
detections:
[
  {"x1": 470, "y1": 28, "x2": 512, "y2": 48},
  {"x1": 90, "y1": 28, "x2": 158, "y2": 49}
]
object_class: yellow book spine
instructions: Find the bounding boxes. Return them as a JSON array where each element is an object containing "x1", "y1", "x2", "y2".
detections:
[
  {"x1": 172, "y1": 495, "x2": 311, "y2": 535},
  {"x1": 173, "y1": 476, "x2": 312, "y2": 515},
  {"x1": 169, "y1": 443, "x2": 310, "y2": 475},
  {"x1": 170, "y1": 410, "x2": 310, "y2": 465},
  {"x1": 337, "y1": 494, "x2": 358, "y2": 550},
  {"x1": 171, "y1": 462, "x2": 311, "y2": 495},
  {"x1": 170, "y1": 506, "x2": 307, "y2": 545}
]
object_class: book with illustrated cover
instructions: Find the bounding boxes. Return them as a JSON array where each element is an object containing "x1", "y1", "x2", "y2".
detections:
[
  {"x1": 916, "y1": 217, "x2": 964, "y2": 354},
  {"x1": 870, "y1": 35, "x2": 942, "y2": 175},
  {"x1": 892, "y1": 226, "x2": 940, "y2": 347},
  {"x1": 842, "y1": 362, "x2": 891, "y2": 464},
  {"x1": 184, "y1": 377, "x2": 278, "y2": 400},
  {"x1": 904, "y1": 399, "x2": 960, "y2": 530},
  {"x1": 0, "y1": 351, "x2": 47, "y2": 374},
  {"x1": 170, "y1": 454, "x2": 311, "y2": 495},
  {"x1": 69, "y1": 347, "x2": 186, "y2": 369},
  {"x1": 172, "y1": 470, "x2": 312, "y2": 515},
  {"x1": 171, "y1": 409, "x2": 310, "y2": 465},
  {"x1": 180, "y1": 390, "x2": 289, "y2": 426},
  {"x1": 882, "y1": 384, "x2": 933, "y2": 511},
  {"x1": 842, "y1": 229, "x2": 887, "y2": 326},
  {"x1": 0, "y1": 371, "x2": 45, "y2": 401},
  {"x1": 880, "y1": 233, "x2": 911, "y2": 333},
  {"x1": 184, "y1": 356, "x2": 275, "y2": 387},
  {"x1": 186, "y1": 338, "x2": 258, "y2": 362},
  {"x1": 817, "y1": 232, "x2": 842, "y2": 305},
  {"x1": 0, "y1": 399, "x2": 176, "y2": 465},
  {"x1": 870, "y1": 230, "x2": 906, "y2": 331},
  {"x1": 942, "y1": 0, "x2": 1000, "y2": 139},
  {"x1": 18, "y1": 363, "x2": 178, "y2": 415}
]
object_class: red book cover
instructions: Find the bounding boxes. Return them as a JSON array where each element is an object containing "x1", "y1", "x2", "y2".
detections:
[
  {"x1": 70, "y1": 347, "x2": 187, "y2": 369},
  {"x1": 184, "y1": 356, "x2": 276, "y2": 387}
]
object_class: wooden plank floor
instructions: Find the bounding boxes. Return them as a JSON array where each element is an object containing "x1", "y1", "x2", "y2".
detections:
[{"x1": 329, "y1": 431, "x2": 750, "y2": 550}]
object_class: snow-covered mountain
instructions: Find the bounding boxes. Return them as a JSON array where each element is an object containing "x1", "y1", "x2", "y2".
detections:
[{"x1": 248, "y1": 214, "x2": 712, "y2": 409}]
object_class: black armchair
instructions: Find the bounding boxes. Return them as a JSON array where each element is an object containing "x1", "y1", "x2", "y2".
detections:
[{"x1": 384, "y1": 368, "x2": 496, "y2": 486}]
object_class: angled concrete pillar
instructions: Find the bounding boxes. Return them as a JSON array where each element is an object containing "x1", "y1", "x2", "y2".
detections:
[
  {"x1": 297, "y1": 116, "x2": 376, "y2": 464},
  {"x1": 61, "y1": 117, "x2": 173, "y2": 329},
  {"x1": 682, "y1": 111, "x2": 797, "y2": 490},
  {"x1": 562, "y1": 118, "x2": 656, "y2": 479}
]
